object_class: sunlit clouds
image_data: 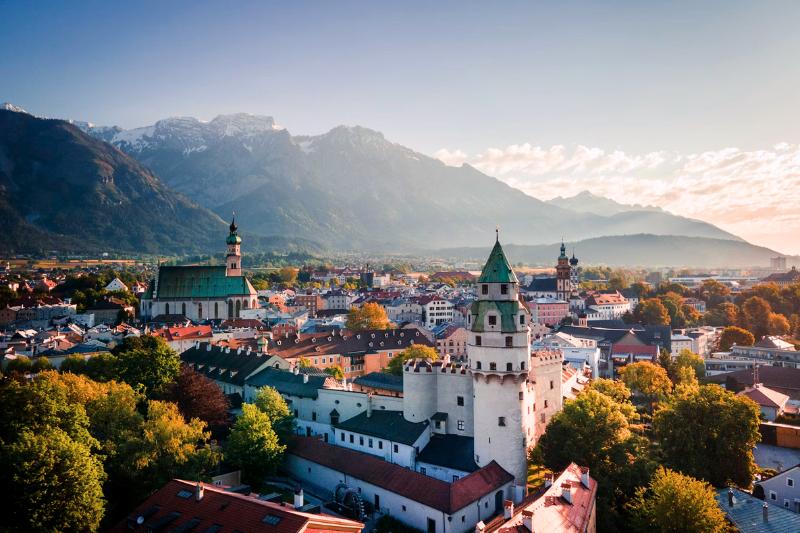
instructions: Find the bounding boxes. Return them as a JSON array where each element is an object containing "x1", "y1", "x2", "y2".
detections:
[{"x1": 434, "y1": 143, "x2": 800, "y2": 255}]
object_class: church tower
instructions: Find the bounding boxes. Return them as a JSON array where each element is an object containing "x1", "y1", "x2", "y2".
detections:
[
  {"x1": 226, "y1": 217, "x2": 242, "y2": 277},
  {"x1": 468, "y1": 232, "x2": 533, "y2": 502},
  {"x1": 556, "y1": 241, "x2": 571, "y2": 301}
]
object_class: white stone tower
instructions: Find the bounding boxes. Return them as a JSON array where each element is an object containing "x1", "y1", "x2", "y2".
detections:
[
  {"x1": 468, "y1": 232, "x2": 533, "y2": 501},
  {"x1": 226, "y1": 216, "x2": 242, "y2": 277}
]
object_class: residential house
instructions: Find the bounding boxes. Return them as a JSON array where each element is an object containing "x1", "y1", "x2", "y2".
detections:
[{"x1": 755, "y1": 465, "x2": 800, "y2": 513}]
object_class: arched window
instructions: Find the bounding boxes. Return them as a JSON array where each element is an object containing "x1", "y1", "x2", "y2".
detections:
[
  {"x1": 214, "y1": 302, "x2": 219, "y2": 319},
  {"x1": 198, "y1": 302, "x2": 203, "y2": 318},
  {"x1": 235, "y1": 300, "x2": 241, "y2": 318},
  {"x1": 181, "y1": 303, "x2": 186, "y2": 316},
  {"x1": 165, "y1": 303, "x2": 170, "y2": 314},
  {"x1": 228, "y1": 300, "x2": 234, "y2": 318}
]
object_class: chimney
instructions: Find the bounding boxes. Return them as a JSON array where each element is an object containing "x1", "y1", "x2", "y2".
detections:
[
  {"x1": 561, "y1": 482, "x2": 573, "y2": 505},
  {"x1": 727, "y1": 488, "x2": 734, "y2": 507},
  {"x1": 195, "y1": 482, "x2": 204, "y2": 502},
  {"x1": 293, "y1": 365, "x2": 300, "y2": 375},
  {"x1": 367, "y1": 393, "x2": 373, "y2": 418},
  {"x1": 303, "y1": 373, "x2": 309, "y2": 384},
  {"x1": 763, "y1": 502, "x2": 769, "y2": 522},
  {"x1": 521, "y1": 510, "x2": 534, "y2": 532},
  {"x1": 544, "y1": 473, "x2": 553, "y2": 488},
  {"x1": 580, "y1": 467, "x2": 590, "y2": 489},
  {"x1": 293, "y1": 487, "x2": 303, "y2": 508},
  {"x1": 474, "y1": 521, "x2": 485, "y2": 533},
  {"x1": 503, "y1": 500, "x2": 514, "y2": 519}
]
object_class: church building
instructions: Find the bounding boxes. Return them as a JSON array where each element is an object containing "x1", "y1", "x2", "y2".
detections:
[{"x1": 139, "y1": 219, "x2": 258, "y2": 321}]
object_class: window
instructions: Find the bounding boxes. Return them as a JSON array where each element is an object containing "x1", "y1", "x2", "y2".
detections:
[
  {"x1": 359, "y1": 436, "x2": 364, "y2": 445},
  {"x1": 294, "y1": 409, "x2": 299, "y2": 418},
  {"x1": 550, "y1": 380, "x2": 554, "y2": 389},
  {"x1": 498, "y1": 417, "x2": 506, "y2": 426},
  {"x1": 458, "y1": 420, "x2": 465, "y2": 431},
  {"x1": 505, "y1": 336, "x2": 513, "y2": 347},
  {"x1": 519, "y1": 391, "x2": 524, "y2": 400},
  {"x1": 457, "y1": 396, "x2": 464, "y2": 406},
  {"x1": 402, "y1": 505, "x2": 407, "y2": 512},
  {"x1": 420, "y1": 467, "x2": 427, "y2": 475},
  {"x1": 488, "y1": 315, "x2": 497, "y2": 326},
  {"x1": 501, "y1": 284, "x2": 508, "y2": 295},
  {"x1": 368, "y1": 438, "x2": 373, "y2": 448},
  {"x1": 427, "y1": 518, "x2": 436, "y2": 533},
  {"x1": 506, "y1": 362, "x2": 513, "y2": 371},
  {"x1": 789, "y1": 478, "x2": 795, "y2": 487},
  {"x1": 340, "y1": 433, "x2": 345, "y2": 442},
  {"x1": 375, "y1": 494, "x2": 380, "y2": 509},
  {"x1": 394, "y1": 444, "x2": 399, "y2": 453},
  {"x1": 476, "y1": 361, "x2": 482, "y2": 369},
  {"x1": 770, "y1": 491, "x2": 777, "y2": 501},
  {"x1": 379, "y1": 441, "x2": 383, "y2": 450},
  {"x1": 520, "y1": 315, "x2": 525, "y2": 325},
  {"x1": 785, "y1": 500, "x2": 790, "y2": 508},
  {"x1": 490, "y1": 362, "x2": 497, "y2": 370},
  {"x1": 350, "y1": 434, "x2": 354, "y2": 444},
  {"x1": 544, "y1": 399, "x2": 549, "y2": 408},
  {"x1": 311, "y1": 411, "x2": 317, "y2": 421},
  {"x1": 475, "y1": 335, "x2": 482, "y2": 346},
  {"x1": 482, "y1": 284, "x2": 488, "y2": 295}
]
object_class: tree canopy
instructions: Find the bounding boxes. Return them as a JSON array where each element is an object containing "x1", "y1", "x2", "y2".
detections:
[
  {"x1": 653, "y1": 384, "x2": 760, "y2": 487},
  {"x1": 253, "y1": 386, "x2": 295, "y2": 440},
  {"x1": 717, "y1": 326, "x2": 755, "y2": 351},
  {"x1": 227, "y1": 403, "x2": 286, "y2": 485},
  {"x1": 112, "y1": 336, "x2": 181, "y2": 394},
  {"x1": 346, "y1": 302, "x2": 392, "y2": 330},
  {"x1": 162, "y1": 365, "x2": 230, "y2": 430},
  {"x1": 620, "y1": 361, "x2": 672, "y2": 406},
  {"x1": 627, "y1": 467, "x2": 728, "y2": 533},
  {"x1": 385, "y1": 344, "x2": 439, "y2": 375}
]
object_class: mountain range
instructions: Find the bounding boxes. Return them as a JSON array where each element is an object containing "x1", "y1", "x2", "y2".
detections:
[
  {"x1": 76, "y1": 113, "x2": 740, "y2": 251},
  {"x1": 0, "y1": 103, "x2": 786, "y2": 266}
]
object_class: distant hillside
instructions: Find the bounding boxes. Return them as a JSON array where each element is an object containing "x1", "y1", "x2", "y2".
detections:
[
  {"x1": 0, "y1": 109, "x2": 317, "y2": 255},
  {"x1": 79, "y1": 113, "x2": 742, "y2": 251},
  {"x1": 437, "y1": 234, "x2": 786, "y2": 268}
]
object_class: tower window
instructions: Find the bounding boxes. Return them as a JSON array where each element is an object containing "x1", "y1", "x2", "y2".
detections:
[
  {"x1": 475, "y1": 335, "x2": 482, "y2": 346},
  {"x1": 476, "y1": 361, "x2": 482, "y2": 369},
  {"x1": 457, "y1": 396, "x2": 464, "y2": 406},
  {"x1": 458, "y1": 420, "x2": 465, "y2": 430},
  {"x1": 488, "y1": 315, "x2": 497, "y2": 326},
  {"x1": 520, "y1": 315, "x2": 525, "y2": 325},
  {"x1": 501, "y1": 284, "x2": 508, "y2": 294},
  {"x1": 521, "y1": 361, "x2": 525, "y2": 370},
  {"x1": 498, "y1": 417, "x2": 506, "y2": 426},
  {"x1": 482, "y1": 284, "x2": 488, "y2": 295},
  {"x1": 505, "y1": 336, "x2": 513, "y2": 347},
  {"x1": 519, "y1": 391, "x2": 524, "y2": 400},
  {"x1": 489, "y1": 362, "x2": 497, "y2": 371},
  {"x1": 506, "y1": 362, "x2": 512, "y2": 371},
  {"x1": 550, "y1": 380, "x2": 554, "y2": 389}
]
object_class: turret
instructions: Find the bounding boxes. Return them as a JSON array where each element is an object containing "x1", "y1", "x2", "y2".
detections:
[{"x1": 226, "y1": 216, "x2": 242, "y2": 276}]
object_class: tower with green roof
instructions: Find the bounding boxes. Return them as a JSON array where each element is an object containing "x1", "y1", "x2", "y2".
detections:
[
  {"x1": 468, "y1": 232, "x2": 532, "y2": 501},
  {"x1": 226, "y1": 216, "x2": 242, "y2": 277}
]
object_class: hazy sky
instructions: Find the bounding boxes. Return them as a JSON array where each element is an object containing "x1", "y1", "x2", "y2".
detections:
[{"x1": 2, "y1": 1, "x2": 799, "y2": 253}]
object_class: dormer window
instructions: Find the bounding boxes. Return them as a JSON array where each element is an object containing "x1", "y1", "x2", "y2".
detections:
[
  {"x1": 488, "y1": 315, "x2": 497, "y2": 326},
  {"x1": 501, "y1": 284, "x2": 508, "y2": 295}
]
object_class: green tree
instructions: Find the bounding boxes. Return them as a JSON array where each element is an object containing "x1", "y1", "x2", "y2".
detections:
[
  {"x1": 653, "y1": 384, "x2": 760, "y2": 487},
  {"x1": 1, "y1": 428, "x2": 106, "y2": 532},
  {"x1": 83, "y1": 352, "x2": 120, "y2": 382},
  {"x1": 705, "y1": 302, "x2": 738, "y2": 327},
  {"x1": 60, "y1": 354, "x2": 88, "y2": 374},
  {"x1": 253, "y1": 386, "x2": 295, "y2": 440},
  {"x1": 620, "y1": 361, "x2": 672, "y2": 408},
  {"x1": 588, "y1": 378, "x2": 639, "y2": 422},
  {"x1": 31, "y1": 356, "x2": 54, "y2": 373},
  {"x1": 126, "y1": 400, "x2": 221, "y2": 494},
  {"x1": 346, "y1": 302, "x2": 392, "y2": 330},
  {"x1": 627, "y1": 467, "x2": 727, "y2": 533},
  {"x1": 227, "y1": 403, "x2": 286, "y2": 484},
  {"x1": 717, "y1": 326, "x2": 755, "y2": 351},
  {"x1": 325, "y1": 365, "x2": 345, "y2": 380},
  {"x1": 112, "y1": 336, "x2": 181, "y2": 394},
  {"x1": 668, "y1": 349, "x2": 705, "y2": 382},
  {"x1": 385, "y1": 344, "x2": 439, "y2": 376},
  {"x1": 5, "y1": 355, "x2": 32, "y2": 374},
  {"x1": 636, "y1": 299, "x2": 670, "y2": 325}
]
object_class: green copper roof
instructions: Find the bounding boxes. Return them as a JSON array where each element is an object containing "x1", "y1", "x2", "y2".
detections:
[
  {"x1": 152, "y1": 265, "x2": 255, "y2": 299},
  {"x1": 226, "y1": 233, "x2": 241, "y2": 245},
  {"x1": 470, "y1": 300, "x2": 523, "y2": 332},
  {"x1": 477, "y1": 239, "x2": 518, "y2": 284}
]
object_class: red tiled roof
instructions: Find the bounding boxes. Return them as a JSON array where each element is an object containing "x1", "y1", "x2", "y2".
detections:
[
  {"x1": 493, "y1": 463, "x2": 597, "y2": 533},
  {"x1": 739, "y1": 384, "x2": 790, "y2": 409},
  {"x1": 289, "y1": 437, "x2": 513, "y2": 513},
  {"x1": 268, "y1": 328, "x2": 433, "y2": 360},
  {"x1": 109, "y1": 479, "x2": 363, "y2": 533},
  {"x1": 611, "y1": 344, "x2": 657, "y2": 355},
  {"x1": 154, "y1": 325, "x2": 213, "y2": 342},
  {"x1": 220, "y1": 318, "x2": 268, "y2": 330}
]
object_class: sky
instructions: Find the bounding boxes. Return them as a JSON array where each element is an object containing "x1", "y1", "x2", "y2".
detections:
[{"x1": 2, "y1": 0, "x2": 799, "y2": 253}]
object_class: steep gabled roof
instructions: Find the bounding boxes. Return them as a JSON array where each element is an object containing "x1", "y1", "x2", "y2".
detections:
[
  {"x1": 153, "y1": 265, "x2": 255, "y2": 299},
  {"x1": 478, "y1": 239, "x2": 518, "y2": 284}
]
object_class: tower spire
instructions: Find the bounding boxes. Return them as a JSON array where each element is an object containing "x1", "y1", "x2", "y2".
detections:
[{"x1": 495, "y1": 225, "x2": 499, "y2": 243}]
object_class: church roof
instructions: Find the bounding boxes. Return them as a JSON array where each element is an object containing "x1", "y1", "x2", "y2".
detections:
[
  {"x1": 527, "y1": 277, "x2": 557, "y2": 292},
  {"x1": 152, "y1": 265, "x2": 255, "y2": 299},
  {"x1": 478, "y1": 239, "x2": 518, "y2": 284}
]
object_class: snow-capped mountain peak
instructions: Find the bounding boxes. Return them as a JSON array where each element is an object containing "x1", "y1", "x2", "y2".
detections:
[{"x1": 1, "y1": 102, "x2": 30, "y2": 114}]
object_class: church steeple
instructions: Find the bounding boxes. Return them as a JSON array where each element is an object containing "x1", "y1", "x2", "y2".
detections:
[{"x1": 226, "y1": 215, "x2": 242, "y2": 277}]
